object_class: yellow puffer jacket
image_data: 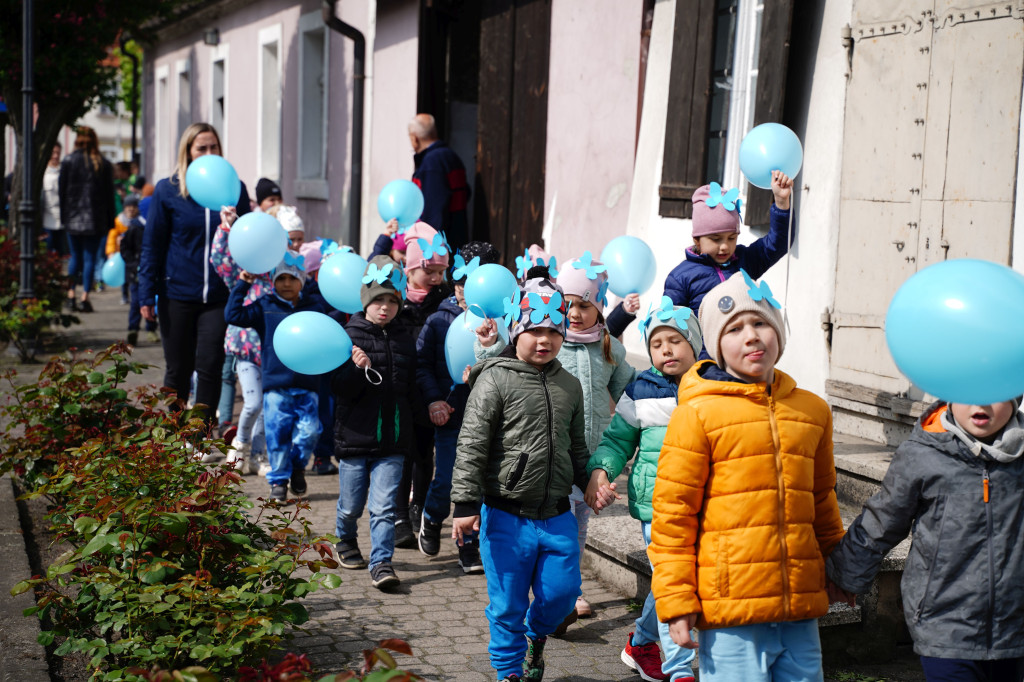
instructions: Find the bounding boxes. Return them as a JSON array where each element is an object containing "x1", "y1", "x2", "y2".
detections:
[{"x1": 650, "y1": 361, "x2": 845, "y2": 630}]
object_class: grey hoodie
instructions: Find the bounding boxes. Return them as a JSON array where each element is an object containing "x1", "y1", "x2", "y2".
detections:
[{"x1": 826, "y1": 401, "x2": 1024, "y2": 659}]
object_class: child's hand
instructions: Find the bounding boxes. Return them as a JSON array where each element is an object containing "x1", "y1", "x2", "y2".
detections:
[
  {"x1": 429, "y1": 401, "x2": 454, "y2": 426},
  {"x1": 220, "y1": 205, "x2": 238, "y2": 229},
  {"x1": 383, "y1": 218, "x2": 399, "y2": 237},
  {"x1": 351, "y1": 346, "x2": 370, "y2": 369},
  {"x1": 668, "y1": 614, "x2": 699, "y2": 649},
  {"x1": 452, "y1": 515, "x2": 480, "y2": 546},
  {"x1": 593, "y1": 483, "x2": 621, "y2": 513},
  {"x1": 826, "y1": 577, "x2": 857, "y2": 607},
  {"x1": 771, "y1": 170, "x2": 793, "y2": 211},
  {"x1": 462, "y1": 365, "x2": 472, "y2": 384},
  {"x1": 622, "y1": 294, "x2": 641, "y2": 315},
  {"x1": 475, "y1": 319, "x2": 498, "y2": 348},
  {"x1": 585, "y1": 469, "x2": 612, "y2": 512},
  {"x1": 239, "y1": 270, "x2": 256, "y2": 284}
]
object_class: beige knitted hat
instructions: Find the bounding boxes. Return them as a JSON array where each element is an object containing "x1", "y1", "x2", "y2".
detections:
[{"x1": 698, "y1": 269, "x2": 786, "y2": 367}]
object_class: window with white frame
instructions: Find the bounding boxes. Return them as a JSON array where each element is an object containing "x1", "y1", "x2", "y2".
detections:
[
  {"x1": 155, "y1": 64, "x2": 170, "y2": 178},
  {"x1": 211, "y1": 45, "x2": 228, "y2": 149},
  {"x1": 176, "y1": 59, "x2": 192, "y2": 141},
  {"x1": 721, "y1": 0, "x2": 764, "y2": 204},
  {"x1": 258, "y1": 24, "x2": 283, "y2": 181},
  {"x1": 296, "y1": 11, "x2": 329, "y2": 199}
]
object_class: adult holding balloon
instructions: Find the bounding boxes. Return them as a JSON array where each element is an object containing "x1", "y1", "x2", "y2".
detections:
[{"x1": 138, "y1": 122, "x2": 251, "y2": 426}]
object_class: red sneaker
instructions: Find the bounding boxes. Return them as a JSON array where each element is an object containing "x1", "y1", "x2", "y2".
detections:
[{"x1": 621, "y1": 631, "x2": 668, "y2": 681}]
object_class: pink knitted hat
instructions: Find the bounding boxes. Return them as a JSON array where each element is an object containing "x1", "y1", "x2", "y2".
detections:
[
  {"x1": 403, "y1": 222, "x2": 450, "y2": 273},
  {"x1": 556, "y1": 252, "x2": 609, "y2": 307},
  {"x1": 692, "y1": 183, "x2": 741, "y2": 237}
]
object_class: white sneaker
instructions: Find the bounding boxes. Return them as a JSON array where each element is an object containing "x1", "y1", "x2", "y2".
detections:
[
  {"x1": 246, "y1": 455, "x2": 261, "y2": 476},
  {"x1": 258, "y1": 458, "x2": 272, "y2": 477},
  {"x1": 230, "y1": 437, "x2": 251, "y2": 455},
  {"x1": 225, "y1": 451, "x2": 245, "y2": 472}
]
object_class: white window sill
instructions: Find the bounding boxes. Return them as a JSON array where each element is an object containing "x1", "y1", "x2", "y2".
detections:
[{"x1": 294, "y1": 179, "x2": 329, "y2": 200}]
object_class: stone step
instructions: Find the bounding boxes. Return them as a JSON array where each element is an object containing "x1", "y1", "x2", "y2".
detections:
[{"x1": 834, "y1": 433, "x2": 894, "y2": 509}]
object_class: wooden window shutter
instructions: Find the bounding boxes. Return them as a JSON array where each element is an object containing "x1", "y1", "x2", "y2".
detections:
[
  {"x1": 658, "y1": 0, "x2": 716, "y2": 219},
  {"x1": 744, "y1": 0, "x2": 795, "y2": 227}
]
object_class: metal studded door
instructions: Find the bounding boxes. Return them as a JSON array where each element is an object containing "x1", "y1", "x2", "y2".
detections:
[{"x1": 829, "y1": 0, "x2": 1024, "y2": 409}]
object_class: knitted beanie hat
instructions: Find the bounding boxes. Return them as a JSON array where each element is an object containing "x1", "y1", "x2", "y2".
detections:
[
  {"x1": 123, "y1": 192, "x2": 140, "y2": 208},
  {"x1": 272, "y1": 250, "x2": 308, "y2": 288},
  {"x1": 403, "y1": 222, "x2": 450, "y2": 273},
  {"x1": 511, "y1": 276, "x2": 567, "y2": 341},
  {"x1": 255, "y1": 177, "x2": 282, "y2": 205},
  {"x1": 452, "y1": 241, "x2": 501, "y2": 283},
  {"x1": 698, "y1": 269, "x2": 786, "y2": 367},
  {"x1": 639, "y1": 296, "x2": 703, "y2": 362},
  {"x1": 392, "y1": 233, "x2": 408, "y2": 253},
  {"x1": 275, "y1": 205, "x2": 304, "y2": 233},
  {"x1": 556, "y1": 251, "x2": 609, "y2": 307},
  {"x1": 360, "y1": 255, "x2": 405, "y2": 312},
  {"x1": 692, "y1": 183, "x2": 742, "y2": 238}
]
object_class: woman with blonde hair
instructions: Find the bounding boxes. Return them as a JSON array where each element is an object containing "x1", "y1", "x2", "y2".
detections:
[
  {"x1": 59, "y1": 126, "x2": 115, "y2": 312},
  {"x1": 138, "y1": 122, "x2": 251, "y2": 427}
]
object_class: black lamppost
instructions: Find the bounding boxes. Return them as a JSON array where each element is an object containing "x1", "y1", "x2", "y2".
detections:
[
  {"x1": 120, "y1": 34, "x2": 140, "y2": 162},
  {"x1": 18, "y1": 0, "x2": 35, "y2": 300}
]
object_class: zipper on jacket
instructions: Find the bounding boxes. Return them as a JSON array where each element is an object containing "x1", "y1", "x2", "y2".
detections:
[
  {"x1": 714, "y1": 264, "x2": 726, "y2": 283},
  {"x1": 202, "y1": 209, "x2": 211, "y2": 303},
  {"x1": 540, "y1": 369, "x2": 555, "y2": 514},
  {"x1": 382, "y1": 327, "x2": 395, "y2": 449},
  {"x1": 767, "y1": 392, "x2": 791, "y2": 620},
  {"x1": 983, "y1": 465, "x2": 994, "y2": 649}
]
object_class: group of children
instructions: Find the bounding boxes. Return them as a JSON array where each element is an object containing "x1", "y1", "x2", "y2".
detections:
[{"x1": 205, "y1": 166, "x2": 1022, "y2": 682}]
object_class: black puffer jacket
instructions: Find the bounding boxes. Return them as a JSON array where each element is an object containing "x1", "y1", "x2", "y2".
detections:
[
  {"x1": 826, "y1": 401, "x2": 1024, "y2": 659},
  {"x1": 58, "y1": 150, "x2": 115, "y2": 237},
  {"x1": 331, "y1": 314, "x2": 418, "y2": 459}
]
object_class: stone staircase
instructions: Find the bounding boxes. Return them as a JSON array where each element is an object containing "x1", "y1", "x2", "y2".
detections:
[{"x1": 582, "y1": 432, "x2": 912, "y2": 660}]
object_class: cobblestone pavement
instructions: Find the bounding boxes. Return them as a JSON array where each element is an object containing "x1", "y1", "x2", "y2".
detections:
[{"x1": 242, "y1": 471, "x2": 644, "y2": 681}]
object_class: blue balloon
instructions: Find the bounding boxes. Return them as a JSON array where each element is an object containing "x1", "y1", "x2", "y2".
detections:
[
  {"x1": 377, "y1": 180, "x2": 425, "y2": 229},
  {"x1": 886, "y1": 259, "x2": 1024, "y2": 404},
  {"x1": 738, "y1": 123, "x2": 803, "y2": 190},
  {"x1": 445, "y1": 309, "x2": 510, "y2": 384},
  {"x1": 228, "y1": 212, "x2": 289, "y2": 274},
  {"x1": 318, "y1": 250, "x2": 369, "y2": 314},
  {"x1": 273, "y1": 311, "x2": 353, "y2": 375},
  {"x1": 101, "y1": 253, "x2": 125, "y2": 287},
  {"x1": 185, "y1": 155, "x2": 241, "y2": 211},
  {"x1": 601, "y1": 236, "x2": 657, "y2": 296},
  {"x1": 463, "y1": 263, "x2": 518, "y2": 319}
]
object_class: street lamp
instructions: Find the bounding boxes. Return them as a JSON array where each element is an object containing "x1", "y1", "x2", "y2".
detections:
[{"x1": 18, "y1": 0, "x2": 35, "y2": 300}]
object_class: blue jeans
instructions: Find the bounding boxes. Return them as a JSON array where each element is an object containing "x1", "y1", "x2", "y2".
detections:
[
  {"x1": 480, "y1": 505, "x2": 581, "y2": 680},
  {"x1": 698, "y1": 619, "x2": 823, "y2": 682},
  {"x1": 218, "y1": 356, "x2": 237, "y2": 426},
  {"x1": 127, "y1": 280, "x2": 157, "y2": 332},
  {"x1": 920, "y1": 657, "x2": 1024, "y2": 682},
  {"x1": 634, "y1": 521, "x2": 696, "y2": 680},
  {"x1": 45, "y1": 228, "x2": 68, "y2": 256},
  {"x1": 263, "y1": 388, "x2": 320, "y2": 485},
  {"x1": 66, "y1": 233, "x2": 101, "y2": 293},
  {"x1": 423, "y1": 426, "x2": 459, "y2": 525},
  {"x1": 335, "y1": 454, "x2": 404, "y2": 569}
]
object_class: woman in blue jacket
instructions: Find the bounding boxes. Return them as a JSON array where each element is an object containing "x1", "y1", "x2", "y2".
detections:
[{"x1": 138, "y1": 123, "x2": 250, "y2": 424}]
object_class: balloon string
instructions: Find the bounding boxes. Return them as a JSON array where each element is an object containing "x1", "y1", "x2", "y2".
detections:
[
  {"x1": 782, "y1": 193, "x2": 795, "y2": 336},
  {"x1": 467, "y1": 303, "x2": 488, "y2": 320},
  {"x1": 364, "y1": 366, "x2": 383, "y2": 386}
]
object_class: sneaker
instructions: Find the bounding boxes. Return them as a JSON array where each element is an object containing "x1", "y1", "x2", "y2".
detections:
[
  {"x1": 457, "y1": 538, "x2": 485, "y2": 574},
  {"x1": 224, "y1": 450, "x2": 245, "y2": 472},
  {"x1": 127, "y1": 330, "x2": 139, "y2": 346},
  {"x1": 258, "y1": 458, "x2": 273, "y2": 477},
  {"x1": 576, "y1": 595, "x2": 593, "y2": 618},
  {"x1": 523, "y1": 636, "x2": 546, "y2": 682},
  {"x1": 312, "y1": 458, "x2": 339, "y2": 476},
  {"x1": 219, "y1": 423, "x2": 237, "y2": 442},
  {"x1": 246, "y1": 455, "x2": 261, "y2": 476},
  {"x1": 335, "y1": 540, "x2": 367, "y2": 569},
  {"x1": 64, "y1": 298, "x2": 78, "y2": 312},
  {"x1": 230, "y1": 437, "x2": 251, "y2": 455},
  {"x1": 500, "y1": 676, "x2": 521, "y2": 682},
  {"x1": 79, "y1": 299, "x2": 94, "y2": 313},
  {"x1": 621, "y1": 631, "x2": 668, "y2": 682},
  {"x1": 147, "y1": 330, "x2": 160, "y2": 344},
  {"x1": 394, "y1": 520, "x2": 416, "y2": 549},
  {"x1": 290, "y1": 467, "x2": 307, "y2": 496},
  {"x1": 418, "y1": 517, "x2": 442, "y2": 557},
  {"x1": 199, "y1": 449, "x2": 222, "y2": 463},
  {"x1": 370, "y1": 562, "x2": 400, "y2": 590},
  {"x1": 120, "y1": 296, "x2": 129, "y2": 305},
  {"x1": 552, "y1": 608, "x2": 578, "y2": 637},
  {"x1": 269, "y1": 484, "x2": 288, "y2": 502},
  {"x1": 409, "y1": 504, "x2": 423, "y2": 534}
]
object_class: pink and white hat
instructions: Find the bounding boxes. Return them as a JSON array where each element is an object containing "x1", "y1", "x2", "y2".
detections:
[
  {"x1": 556, "y1": 251, "x2": 609, "y2": 307},
  {"x1": 692, "y1": 183, "x2": 741, "y2": 237},
  {"x1": 403, "y1": 222, "x2": 450, "y2": 273}
]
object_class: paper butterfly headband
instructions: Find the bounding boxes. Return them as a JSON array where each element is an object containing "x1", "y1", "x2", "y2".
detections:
[
  {"x1": 416, "y1": 233, "x2": 449, "y2": 260},
  {"x1": 705, "y1": 182, "x2": 742, "y2": 217},
  {"x1": 741, "y1": 269, "x2": 780, "y2": 309},
  {"x1": 452, "y1": 252, "x2": 481, "y2": 282},
  {"x1": 571, "y1": 251, "x2": 606, "y2": 280},
  {"x1": 522, "y1": 291, "x2": 567, "y2": 325},
  {"x1": 502, "y1": 289, "x2": 522, "y2": 327},
  {"x1": 281, "y1": 251, "x2": 306, "y2": 271},
  {"x1": 362, "y1": 262, "x2": 394, "y2": 285},
  {"x1": 638, "y1": 296, "x2": 693, "y2": 340}
]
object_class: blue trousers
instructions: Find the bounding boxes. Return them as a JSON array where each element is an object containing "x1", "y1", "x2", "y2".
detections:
[
  {"x1": 423, "y1": 426, "x2": 459, "y2": 525},
  {"x1": 127, "y1": 280, "x2": 157, "y2": 332},
  {"x1": 480, "y1": 505, "x2": 581, "y2": 680},
  {"x1": 920, "y1": 656, "x2": 1024, "y2": 682},
  {"x1": 263, "y1": 388, "x2": 320, "y2": 485},
  {"x1": 67, "y1": 233, "x2": 101, "y2": 293},
  {"x1": 335, "y1": 454, "x2": 404, "y2": 569},
  {"x1": 698, "y1": 619, "x2": 823, "y2": 682},
  {"x1": 634, "y1": 521, "x2": 696, "y2": 680}
]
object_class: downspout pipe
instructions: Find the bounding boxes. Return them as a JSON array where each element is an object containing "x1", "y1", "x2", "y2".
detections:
[{"x1": 322, "y1": 0, "x2": 365, "y2": 248}]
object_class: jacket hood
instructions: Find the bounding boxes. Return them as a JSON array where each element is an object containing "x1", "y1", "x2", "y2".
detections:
[
  {"x1": 438, "y1": 295, "x2": 464, "y2": 316},
  {"x1": 912, "y1": 401, "x2": 1024, "y2": 464},
  {"x1": 678, "y1": 359, "x2": 796, "y2": 403}
]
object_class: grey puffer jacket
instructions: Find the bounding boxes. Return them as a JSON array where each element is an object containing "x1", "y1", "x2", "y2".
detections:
[
  {"x1": 826, "y1": 402, "x2": 1024, "y2": 659},
  {"x1": 452, "y1": 352, "x2": 589, "y2": 520}
]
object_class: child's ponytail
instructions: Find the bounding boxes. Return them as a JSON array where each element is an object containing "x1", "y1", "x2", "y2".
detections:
[{"x1": 601, "y1": 329, "x2": 616, "y2": 365}]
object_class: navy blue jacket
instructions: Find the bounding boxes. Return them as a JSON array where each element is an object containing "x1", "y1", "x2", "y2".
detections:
[
  {"x1": 138, "y1": 176, "x2": 250, "y2": 306},
  {"x1": 416, "y1": 296, "x2": 469, "y2": 430},
  {"x1": 224, "y1": 281, "x2": 326, "y2": 393},
  {"x1": 412, "y1": 141, "x2": 470, "y2": 250},
  {"x1": 664, "y1": 203, "x2": 793, "y2": 316},
  {"x1": 370, "y1": 234, "x2": 394, "y2": 259}
]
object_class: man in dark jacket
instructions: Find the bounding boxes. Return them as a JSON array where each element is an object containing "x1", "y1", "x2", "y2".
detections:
[{"x1": 408, "y1": 114, "x2": 470, "y2": 252}]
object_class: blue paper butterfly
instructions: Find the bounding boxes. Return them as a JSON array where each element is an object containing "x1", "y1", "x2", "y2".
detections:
[
  {"x1": 515, "y1": 249, "x2": 533, "y2": 280},
  {"x1": 282, "y1": 251, "x2": 306, "y2": 271},
  {"x1": 389, "y1": 266, "x2": 408, "y2": 298},
  {"x1": 452, "y1": 253, "x2": 481, "y2": 282},
  {"x1": 596, "y1": 280, "x2": 610, "y2": 307},
  {"x1": 527, "y1": 291, "x2": 565, "y2": 325},
  {"x1": 741, "y1": 269, "x2": 781, "y2": 309},
  {"x1": 362, "y1": 262, "x2": 394, "y2": 285},
  {"x1": 536, "y1": 255, "x2": 559, "y2": 279},
  {"x1": 571, "y1": 251, "x2": 607, "y2": 280},
  {"x1": 706, "y1": 182, "x2": 741, "y2": 212},
  {"x1": 321, "y1": 241, "x2": 352, "y2": 257},
  {"x1": 637, "y1": 302, "x2": 657, "y2": 339},
  {"x1": 655, "y1": 295, "x2": 692, "y2": 325},
  {"x1": 416, "y1": 233, "x2": 449, "y2": 259},
  {"x1": 502, "y1": 289, "x2": 522, "y2": 328}
]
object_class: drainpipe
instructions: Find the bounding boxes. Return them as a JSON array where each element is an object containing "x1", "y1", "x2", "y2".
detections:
[{"x1": 322, "y1": 0, "x2": 364, "y2": 248}]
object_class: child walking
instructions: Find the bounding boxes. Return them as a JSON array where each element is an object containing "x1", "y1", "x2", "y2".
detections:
[
  {"x1": 826, "y1": 398, "x2": 1024, "y2": 681},
  {"x1": 224, "y1": 252, "x2": 324, "y2": 499},
  {"x1": 332, "y1": 255, "x2": 418, "y2": 590},
  {"x1": 477, "y1": 256, "x2": 635, "y2": 623},
  {"x1": 649, "y1": 270, "x2": 845, "y2": 681},
  {"x1": 585, "y1": 298, "x2": 702, "y2": 682},
  {"x1": 452, "y1": 274, "x2": 591, "y2": 682},
  {"x1": 118, "y1": 194, "x2": 159, "y2": 346},
  {"x1": 416, "y1": 240, "x2": 501, "y2": 573}
]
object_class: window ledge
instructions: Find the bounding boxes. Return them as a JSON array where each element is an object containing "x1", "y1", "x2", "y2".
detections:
[{"x1": 293, "y1": 179, "x2": 329, "y2": 200}]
